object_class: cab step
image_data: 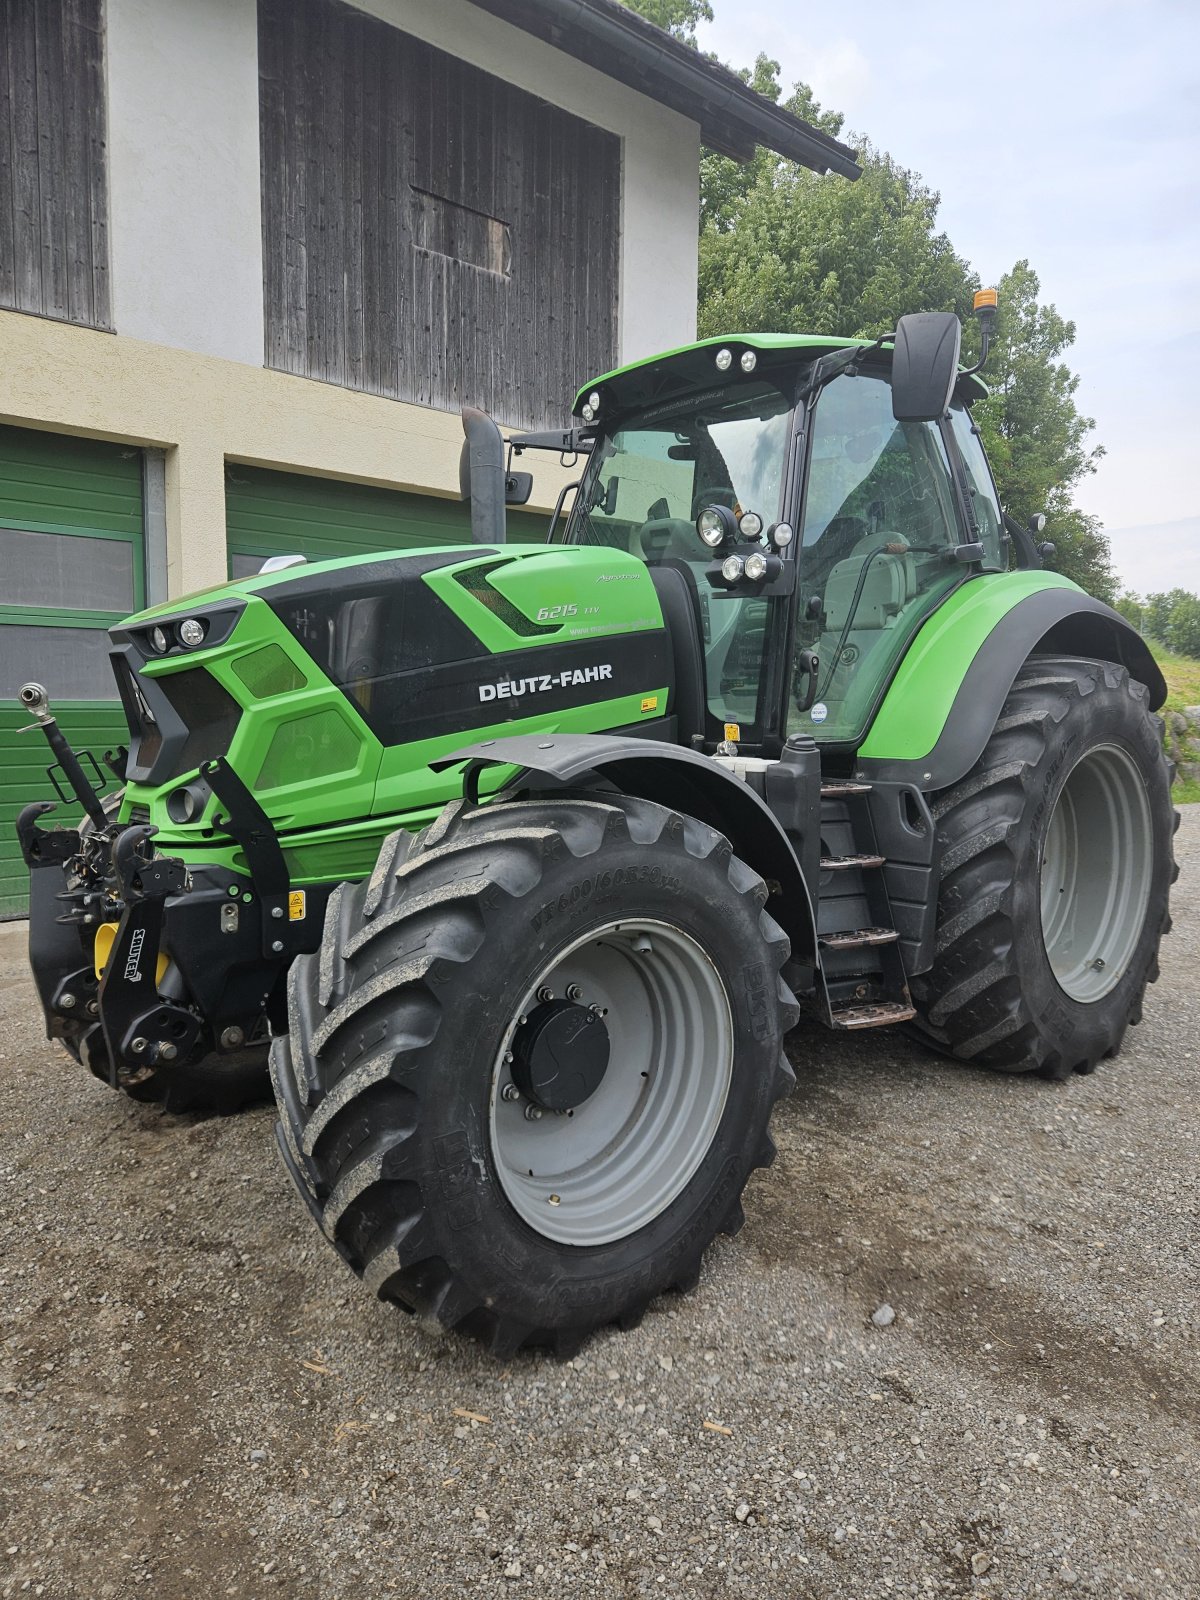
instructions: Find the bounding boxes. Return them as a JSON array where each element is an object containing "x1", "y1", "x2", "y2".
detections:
[
  {"x1": 819, "y1": 926, "x2": 900, "y2": 950},
  {"x1": 820, "y1": 781, "x2": 873, "y2": 798},
  {"x1": 828, "y1": 1000, "x2": 916, "y2": 1030},
  {"x1": 820, "y1": 852, "x2": 885, "y2": 871}
]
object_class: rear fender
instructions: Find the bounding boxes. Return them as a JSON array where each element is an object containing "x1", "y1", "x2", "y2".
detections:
[
  {"x1": 435, "y1": 734, "x2": 819, "y2": 976},
  {"x1": 856, "y1": 575, "x2": 1165, "y2": 790}
]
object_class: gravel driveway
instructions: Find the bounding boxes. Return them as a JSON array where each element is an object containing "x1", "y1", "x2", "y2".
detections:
[{"x1": 2, "y1": 814, "x2": 1197, "y2": 1600}]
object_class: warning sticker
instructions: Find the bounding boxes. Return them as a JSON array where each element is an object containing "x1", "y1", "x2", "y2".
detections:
[
  {"x1": 641, "y1": 695, "x2": 659, "y2": 713},
  {"x1": 723, "y1": 722, "x2": 741, "y2": 743},
  {"x1": 288, "y1": 889, "x2": 307, "y2": 922}
]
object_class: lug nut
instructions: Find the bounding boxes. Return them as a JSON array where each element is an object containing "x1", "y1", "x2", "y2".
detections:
[
  {"x1": 501, "y1": 1083, "x2": 521, "y2": 1102},
  {"x1": 566, "y1": 983, "x2": 583, "y2": 1002},
  {"x1": 524, "y1": 1104, "x2": 543, "y2": 1121},
  {"x1": 59, "y1": 993, "x2": 76, "y2": 1009},
  {"x1": 536, "y1": 986, "x2": 554, "y2": 1003}
]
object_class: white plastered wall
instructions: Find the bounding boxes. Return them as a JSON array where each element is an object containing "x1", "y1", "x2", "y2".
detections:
[{"x1": 106, "y1": 0, "x2": 265, "y2": 365}]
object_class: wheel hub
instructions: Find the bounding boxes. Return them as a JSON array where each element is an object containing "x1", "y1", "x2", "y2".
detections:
[{"x1": 511, "y1": 999, "x2": 610, "y2": 1111}]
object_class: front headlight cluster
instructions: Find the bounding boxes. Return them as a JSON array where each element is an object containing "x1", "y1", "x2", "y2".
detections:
[{"x1": 147, "y1": 617, "x2": 209, "y2": 654}]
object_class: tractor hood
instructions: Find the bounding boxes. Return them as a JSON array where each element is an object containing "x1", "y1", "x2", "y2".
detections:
[{"x1": 107, "y1": 543, "x2": 673, "y2": 859}]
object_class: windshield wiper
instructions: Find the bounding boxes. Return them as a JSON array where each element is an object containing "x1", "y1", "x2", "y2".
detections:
[{"x1": 797, "y1": 331, "x2": 893, "y2": 407}]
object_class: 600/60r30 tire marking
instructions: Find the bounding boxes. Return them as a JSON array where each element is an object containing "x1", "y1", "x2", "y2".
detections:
[{"x1": 271, "y1": 792, "x2": 798, "y2": 1357}]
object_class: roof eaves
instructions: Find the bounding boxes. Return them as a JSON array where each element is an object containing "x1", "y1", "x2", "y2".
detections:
[{"x1": 464, "y1": 0, "x2": 862, "y2": 178}]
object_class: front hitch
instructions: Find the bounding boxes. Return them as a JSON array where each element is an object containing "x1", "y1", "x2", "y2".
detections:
[{"x1": 96, "y1": 828, "x2": 201, "y2": 1086}]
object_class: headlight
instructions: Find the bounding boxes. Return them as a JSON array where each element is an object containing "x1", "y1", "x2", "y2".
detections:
[
  {"x1": 721, "y1": 554, "x2": 745, "y2": 583},
  {"x1": 739, "y1": 350, "x2": 758, "y2": 373},
  {"x1": 178, "y1": 618, "x2": 207, "y2": 648},
  {"x1": 714, "y1": 348, "x2": 733, "y2": 372},
  {"x1": 772, "y1": 521, "x2": 795, "y2": 548},
  {"x1": 697, "y1": 509, "x2": 728, "y2": 548},
  {"x1": 587, "y1": 391, "x2": 600, "y2": 412},
  {"x1": 581, "y1": 403, "x2": 595, "y2": 423},
  {"x1": 744, "y1": 551, "x2": 768, "y2": 581},
  {"x1": 149, "y1": 625, "x2": 169, "y2": 654},
  {"x1": 738, "y1": 511, "x2": 763, "y2": 540}
]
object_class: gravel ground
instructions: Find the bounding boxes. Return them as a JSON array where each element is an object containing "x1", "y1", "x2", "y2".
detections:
[{"x1": 2, "y1": 816, "x2": 1197, "y2": 1600}]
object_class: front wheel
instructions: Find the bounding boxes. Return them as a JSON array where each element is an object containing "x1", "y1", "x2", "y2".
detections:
[
  {"x1": 271, "y1": 793, "x2": 798, "y2": 1356},
  {"x1": 910, "y1": 656, "x2": 1177, "y2": 1078}
]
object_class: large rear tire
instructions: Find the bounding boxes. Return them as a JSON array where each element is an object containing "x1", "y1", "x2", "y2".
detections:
[
  {"x1": 271, "y1": 793, "x2": 798, "y2": 1356},
  {"x1": 909, "y1": 656, "x2": 1177, "y2": 1078}
]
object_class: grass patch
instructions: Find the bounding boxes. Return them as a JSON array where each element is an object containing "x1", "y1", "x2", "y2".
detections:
[{"x1": 1149, "y1": 644, "x2": 1200, "y2": 803}]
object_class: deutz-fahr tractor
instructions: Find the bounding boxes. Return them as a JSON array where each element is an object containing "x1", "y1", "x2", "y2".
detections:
[{"x1": 17, "y1": 301, "x2": 1176, "y2": 1356}]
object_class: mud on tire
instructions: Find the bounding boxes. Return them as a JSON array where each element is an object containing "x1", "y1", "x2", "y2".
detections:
[
  {"x1": 271, "y1": 792, "x2": 798, "y2": 1357},
  {"x1": 910, "y1": 655, "x2": 1177, "y2": 1078}
]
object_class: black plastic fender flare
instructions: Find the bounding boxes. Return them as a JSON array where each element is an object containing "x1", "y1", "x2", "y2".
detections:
[
  {"x1": 434, "y1": 733, "x2": 819, "y2": 975},
  {"x1": 856, "y1": 589, "x2": 1166, "y2": 792}
]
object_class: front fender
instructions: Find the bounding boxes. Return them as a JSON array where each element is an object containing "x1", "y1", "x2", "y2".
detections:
[
  {"x1": 435, "y1": 733, "x2": 819, "y2": 975},
  {"x1": 856, "y1": 572, "x2": 1165, "y2": 790}
]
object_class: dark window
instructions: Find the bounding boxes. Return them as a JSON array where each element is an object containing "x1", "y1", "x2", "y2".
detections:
[
  {"x1": 0, "y1": 0, "x2": 110, "y2": 328},
  {"x1": 257, "y1": 0, "x2": 620, "y2": 428}
]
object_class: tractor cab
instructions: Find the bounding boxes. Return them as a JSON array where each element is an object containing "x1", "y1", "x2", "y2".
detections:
[{"x1": 560, "y1": 327, "x2": 1005, "y2": 755}]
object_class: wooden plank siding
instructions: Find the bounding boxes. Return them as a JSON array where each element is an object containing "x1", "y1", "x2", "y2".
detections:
[
  {"x1": 0, "y1": 0, "x2": 110, "y2": 328},
  {"x1": 257, "y1": 0, "x2": 620, "y2": 430}
]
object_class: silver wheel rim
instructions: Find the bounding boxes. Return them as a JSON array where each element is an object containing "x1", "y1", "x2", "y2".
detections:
[
  {"x1": 1039, "y1": 743, "x2": 1153, "y2": 1002},
  {"x1": 488, "y1": 919, "x2": 734, "y2": 1247}
]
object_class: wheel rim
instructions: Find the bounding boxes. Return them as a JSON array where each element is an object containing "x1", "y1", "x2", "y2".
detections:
[
  {"x1": 488, "y1": 919, "x2": 734, "y2": 1247},
  {"x1": 1039, "y1": 743, "x2": 1153, "y2": 1002}
]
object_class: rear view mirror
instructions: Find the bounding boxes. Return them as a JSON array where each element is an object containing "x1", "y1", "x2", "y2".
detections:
[
  {"x1": 891, "y1": 312, "x2": 962, "y2": 422},
  {"x1": 504, "y1": 471, "x2": 534, "y2": 505}
]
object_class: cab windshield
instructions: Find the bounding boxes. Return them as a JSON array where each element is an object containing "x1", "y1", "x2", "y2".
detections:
[{"x1": 565, "y1": 383, "x2": 794, "y2": 735}]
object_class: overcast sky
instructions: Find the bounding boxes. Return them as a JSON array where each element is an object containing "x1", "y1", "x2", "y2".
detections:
[{"x1": 698, "y1": 0, "x2": 1199, "y2": 595}]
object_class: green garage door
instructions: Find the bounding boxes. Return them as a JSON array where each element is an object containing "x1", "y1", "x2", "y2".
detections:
[
  {"x1": 225, "y1": 462, "x2": 543, "y2": 575},
  {"x1": 0, "y1": 426, "x2": 145, "y2": 918}
]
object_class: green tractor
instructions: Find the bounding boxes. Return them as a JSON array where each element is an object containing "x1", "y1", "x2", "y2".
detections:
[{"x1": 17, "y1": 303, "x2": 1175, "y2": 1355}]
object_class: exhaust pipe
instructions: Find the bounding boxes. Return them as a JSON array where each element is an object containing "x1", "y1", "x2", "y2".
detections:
[{"x1": 459, "y1": 407, "x2": 507, "y2": 545}]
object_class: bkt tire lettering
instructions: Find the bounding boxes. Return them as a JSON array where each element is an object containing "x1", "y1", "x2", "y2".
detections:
[{"x1": 479, "y1": 663, "x2": 614, "y2": 702}]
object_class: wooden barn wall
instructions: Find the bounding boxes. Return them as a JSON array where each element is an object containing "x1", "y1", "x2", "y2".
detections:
[
  {"x1": 257, "y1": 0, "x2": 620, "y2": 430},
  {"x1": 0, "y1": 0, "x2": 110, "y2": 329}
]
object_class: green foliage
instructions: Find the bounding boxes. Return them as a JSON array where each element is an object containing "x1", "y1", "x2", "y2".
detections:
[
  {"x1": 968, "y1": 262, "x2": 1112, "y2": 600},
  {"x1": 1114, "y1": 593, "x2": 1144, "y2": 629},
  {"x1": 1166, "y1": 596, "x2": 1200, "y2": 659},
  {"x1": 616, "y1": 0, "x2": 713, "y2": 43}
]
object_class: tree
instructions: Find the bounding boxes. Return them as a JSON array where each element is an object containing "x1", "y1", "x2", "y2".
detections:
[
  {"x1": 1113, "y1": 593, "x2": 1145, "y2": 630},
  {"x1": 1167, "y1": 595, "x2": 1200, "y2": 659},
  {"x1": 617, "y1": 0, "x2": 713, "y2": 44},
  {"x1": 1144, "y1": 589, "x2": 1190, "y2": 642},
  {"x1": 968, "y1": 262, "x2": 1113, "y2": 600}
]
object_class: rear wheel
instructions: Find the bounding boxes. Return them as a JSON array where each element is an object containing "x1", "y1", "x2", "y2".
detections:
[
  {"x1": 910, "y1": 656, "x2": 1176, "y2": 1077},
  {"x1": 272, "y1": 793, "x2": 798, "y2": 1356}
]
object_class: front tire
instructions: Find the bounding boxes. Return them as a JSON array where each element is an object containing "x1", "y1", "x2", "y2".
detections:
[
  {"x1": 910, "y1": 656, "x2": 1176, "y2": 1078},
  {"x1": 272, "y1": 793, "x2": 798, "y2": 1356}
]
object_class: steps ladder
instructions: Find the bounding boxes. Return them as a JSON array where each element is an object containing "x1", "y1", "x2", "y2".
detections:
[{"x1": 814, "y1": 780, "x2": 915, "y2": 1031}]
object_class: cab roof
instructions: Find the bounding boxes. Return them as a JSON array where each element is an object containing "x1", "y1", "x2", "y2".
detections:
[{"x1": 573, "y1": 333, "x2": 988, "y2": 422}]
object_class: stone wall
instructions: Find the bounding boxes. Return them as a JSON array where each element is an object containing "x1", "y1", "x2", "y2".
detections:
[{"x1": 1165, "y1": 709, "x2": 1200, "y2": 782}]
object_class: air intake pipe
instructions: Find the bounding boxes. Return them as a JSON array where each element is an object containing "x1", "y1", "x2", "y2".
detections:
[{"x1": 459, "y1": 406, "x2": 506, "y2": 545}]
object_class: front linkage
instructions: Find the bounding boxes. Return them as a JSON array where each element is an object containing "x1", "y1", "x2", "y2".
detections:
[{"x1": 16, "y1": 684, "x2": 315, "y2": 1110}]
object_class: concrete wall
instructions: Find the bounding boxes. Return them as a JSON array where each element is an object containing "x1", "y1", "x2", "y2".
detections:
[{"x1": 106, "y1": 0, "x2": 265, "y2": 365}]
